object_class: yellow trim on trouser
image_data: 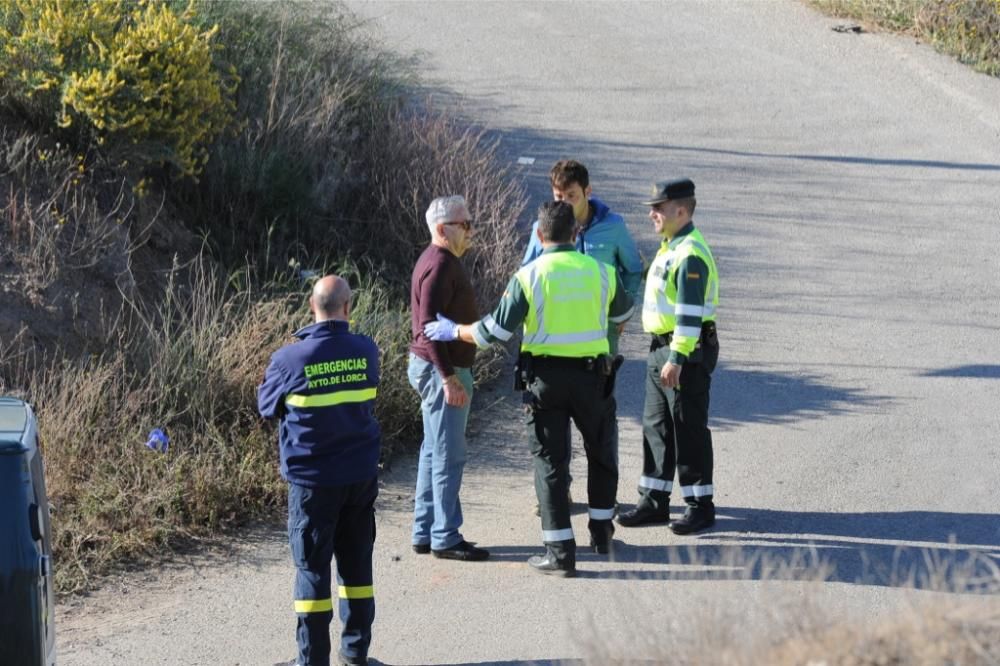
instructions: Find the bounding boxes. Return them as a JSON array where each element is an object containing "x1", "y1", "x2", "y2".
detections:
[
  {"x1": 294, "y1": 598, "x2": 333, "y2": 613},
  {"x1": 285, "y1": 388, "x2": 377, "y2": 408},
  {"x1": 338, "y1": 585, "x2": 374, "y2": 599}
]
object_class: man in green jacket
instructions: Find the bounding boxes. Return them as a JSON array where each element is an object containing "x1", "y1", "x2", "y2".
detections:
[
  {"x1": 426, "y1": 201, "x2": 634, "y2": 577},
  {"x1": 617, "y1": 178, "x2": 721, "y2": 535}
]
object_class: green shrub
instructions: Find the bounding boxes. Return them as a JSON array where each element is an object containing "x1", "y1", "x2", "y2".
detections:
[
  {"x1": 173, "y1": 0, "x2": 408, "y2": 266},
  {"x1": 176, "y1": 2, "x2": 525, "y2": 305},
  {"x1": 0, "y1": 0, "x2": 236, "y2": 178}
]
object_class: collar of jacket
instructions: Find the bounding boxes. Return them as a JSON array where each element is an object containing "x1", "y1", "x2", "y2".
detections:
[
  {"x1": 293, "y1": 319, "x2": 350, "y2": 340},
  {"x1": 664, "y1": 222, "x2": 696, "y2": 250},
  {"x1": 581, "y1": 197, "x2": 612, "y2": 230},
  {"x1": 540, "y1": 243, "x2": 577, "y2": 255}
]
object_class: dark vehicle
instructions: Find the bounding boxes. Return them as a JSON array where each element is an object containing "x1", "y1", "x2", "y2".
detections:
[{"x1": 0, "y1": 397, "x2": 56, "y2": 665}]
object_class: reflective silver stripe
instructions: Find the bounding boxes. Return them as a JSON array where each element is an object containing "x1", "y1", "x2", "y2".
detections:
[
  {"x1": 471, "y1": 322, "x2": 491, "y2": 349},
  {"x1": 588, "y1": 507, "x2": 615, "y2": 520},
  {"x1": 542, "y1": 528, "x2": 575, "y2": 542},
  {"x1": 523, "y1": 329, "x2": 607, "y2": 345},
  {"x1": 609, "y1": 303, "x2": 635, "y2": 324},
  {"x1": 682, "y1": 239, "x2": 711, "y2": 257},
  {"x1": 674, "y1": 325, "x2": 701, "y2": 339},
  {"x1": 529, "y1": 264, "x2": 546, "y2": 333},
  {"x1": 639, "y1": 476, "x2": 672, "y2": 492},
  {"x1": 680, "y1": 485, "x2": 695, "y2": 498},
  {"x1": 703, "y1": 302, "x2": 717, "y2": 317},
  {"x1": 675, "y1": 304, "x2": 706, "y2": 317},
  {"x1": 597, "y1": 262, "x2": 609, "y2": 332},
  {"x1": 643, "y1": 253, "x2": 672, "y2": 316},
  {"x1": 482, "y1": 314, "x2": 513, "y2": 342},
  {"x1": 693, "y1": 484, "x2": 714, "y2": 497}
]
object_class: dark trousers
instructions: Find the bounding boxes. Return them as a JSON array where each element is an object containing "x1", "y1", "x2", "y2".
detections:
[
  {"x1": 526, "y1": 359, "x2": 618, "y2": 561},
  {"x1": 638, "y1": 336, "x2": 719, "y2": 511},
  {"x1": 288, "y1": 478, "x2": 377, "y2": 666}
]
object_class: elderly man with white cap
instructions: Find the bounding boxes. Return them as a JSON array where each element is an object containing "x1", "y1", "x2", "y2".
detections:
[{"x1": 407, "y1": 195, "x2": 489, "y2": 562}]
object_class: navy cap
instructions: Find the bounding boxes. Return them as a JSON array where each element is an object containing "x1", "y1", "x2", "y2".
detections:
[{"x1": 642, "y1": 178, "x2": 695, "y2": 205}]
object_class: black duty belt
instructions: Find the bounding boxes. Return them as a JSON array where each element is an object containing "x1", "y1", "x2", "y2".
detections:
[
  {"x1": 531, "y1": 355, "x2": 602, "y2": 372},
  {"x1": 651, "y1": 322, "x2": 717, "y2": 351}
]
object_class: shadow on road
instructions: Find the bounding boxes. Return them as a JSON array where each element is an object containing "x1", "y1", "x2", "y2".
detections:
[
  {"x1": 415, "y1": 662, "x2": 588, "y2": 666},
  {"x1": 612, "y1": 359, "x2": 888, "y2": 430},
  {"x1": 584, "y1": 140, "x2": 1000, "y2": 172},
  {"x1": 562, "y1": 506, "x2": 1000, "y2": 592},
  {"x1": 312, "y1": 657, "x2": 588, "y2": 666},
  {"x1": 921, "y1": 364, "x2": 1000, "y2": 378},
  {"x1": 710, "y1": 364, "x2": 888, "y2": 429}
]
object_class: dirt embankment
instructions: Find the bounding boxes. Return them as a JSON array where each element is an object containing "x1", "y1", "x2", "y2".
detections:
[{"x1": 0, "y1": 116, "x2": 204, "y2": 370}]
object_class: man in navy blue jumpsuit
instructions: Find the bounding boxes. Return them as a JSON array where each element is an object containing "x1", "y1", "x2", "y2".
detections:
[{"x1": 259, "y1": 275, "x2": 381, "y2": 666}]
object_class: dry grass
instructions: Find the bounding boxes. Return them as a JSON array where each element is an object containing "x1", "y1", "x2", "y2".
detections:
[
  {"x1": 1, "y1": 260, "x2": 287, "y2": 593},
  {"x1": 0, "y1": 255, "x2": 428, "y2": 594},
  {"x1": 810, "y1": 0, "x2": 1000, "y2": 76},
  {"x1": 758, "y1": 602, "x2": 1000, "y2": 665},
  {"x1": 574, "y1": 546, "x2": 1000, "y2": 666},
  {"x1": 0, "y1": 1, "x2": 525, "y2": 594},
  {"x1": 0, "y1": 126, "x2": 139, "y2": 295}
]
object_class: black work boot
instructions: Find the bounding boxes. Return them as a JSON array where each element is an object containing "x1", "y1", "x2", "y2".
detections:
[
  {"x1": 527, "y1": 548, "x2": 576, "y2": 578},
  {"x1": 668, "y1": 504, "x2": 715, "y2": 535},
  {"x1": 589, "y1": 520, "x2": 615, "y2": 555},
  {"x1": 616, "y1": 501, "x2": 670, "y2": 527}
]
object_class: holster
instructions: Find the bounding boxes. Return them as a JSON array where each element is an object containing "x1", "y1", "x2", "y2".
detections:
[
  {"x1": 604, "y1": 354, "x2": 625, "y2": 398},
  {"x1": 513, "y1": 352, "x2": 534, "y2": 392}
]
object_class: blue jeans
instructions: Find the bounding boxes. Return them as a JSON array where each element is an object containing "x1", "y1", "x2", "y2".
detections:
[{"x1": 408, "y1": 353, "x2": 473, "y2": 550}]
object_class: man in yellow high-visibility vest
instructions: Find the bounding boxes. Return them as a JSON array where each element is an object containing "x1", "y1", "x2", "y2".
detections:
[
  {"x1": 426, "y1": 201, "x2": 635, "y2": 577},
  {"x1": 617, "y1": 178, "x2": 721, "y2": 535}
]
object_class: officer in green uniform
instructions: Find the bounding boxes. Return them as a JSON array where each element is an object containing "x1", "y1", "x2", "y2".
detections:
[
  {"x1": 425, "y1": 201, "x2": 634, "y2": 577},
  {"x1": 617, "y1": 178, "x2": 721, "y2": 535}
]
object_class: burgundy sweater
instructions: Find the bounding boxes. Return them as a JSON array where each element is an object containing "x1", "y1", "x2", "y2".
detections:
[{"x1": 410, "y1": 244, "x2": 478, "y2": 376}]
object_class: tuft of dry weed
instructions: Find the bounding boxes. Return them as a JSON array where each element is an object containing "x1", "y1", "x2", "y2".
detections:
[{"x1": 573, "y1": 545, "x2": 1000, "y2": 666}]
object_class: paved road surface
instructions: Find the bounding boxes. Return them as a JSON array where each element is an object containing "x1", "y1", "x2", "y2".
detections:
[{"x1": 58, "y1": 2, "x2": 1000, "y2": 664}]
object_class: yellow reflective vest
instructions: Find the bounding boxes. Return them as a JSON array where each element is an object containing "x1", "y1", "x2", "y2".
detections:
[
  {"x1": 515, "y1": 250, "x2": 614, "y2": 358},
  {"x1": 642, "y1": 227, "x2": 719, "y2": 357}
]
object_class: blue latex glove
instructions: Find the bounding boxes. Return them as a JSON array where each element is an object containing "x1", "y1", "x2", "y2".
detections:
[
  {"x1": 424, "y1": 313, "x2": 459, "y2": 342},
  {"x1": 146, "y1": 428, "x2": 169, "y2": 453}
]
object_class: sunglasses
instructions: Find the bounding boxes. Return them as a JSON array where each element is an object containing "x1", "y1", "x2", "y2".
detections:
[{"x1": 441, "y1": 220, "x2": 472, "y2": 231}]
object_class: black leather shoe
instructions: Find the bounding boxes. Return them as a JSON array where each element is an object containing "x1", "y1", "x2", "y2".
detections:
[
  {"x1": 616, "y1": 504, "x2": 670, "y2": 527},
  {"x1": 339, "y1": 650, "x2": 369, "y2": 665},
  {"x1": 412, "y1": 543, "x2": 430, "y2": 555},
  {"x1": 527, "y1": 551, "x2": 576, "y2": 578},
  {"x1": 668, "y1": 506, "x2": 716, "y2": 535},
  {"x1": 432, "y1": 540, "x2": 489, "y2": 561}
]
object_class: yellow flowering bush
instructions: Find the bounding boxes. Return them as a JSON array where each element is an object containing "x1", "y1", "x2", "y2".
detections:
[{"x1": 0, "y1": 0, "x2": 236, "y2": 177}]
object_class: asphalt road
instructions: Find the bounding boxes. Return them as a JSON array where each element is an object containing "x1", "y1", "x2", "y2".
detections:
[{"x1": 58, "y1": 2, "x2": 1000, "y2": 665}]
